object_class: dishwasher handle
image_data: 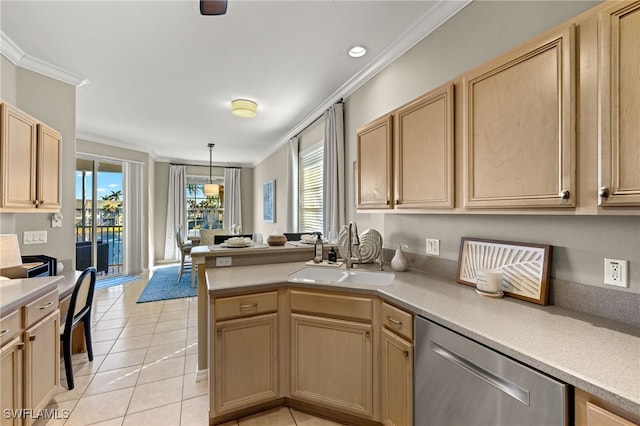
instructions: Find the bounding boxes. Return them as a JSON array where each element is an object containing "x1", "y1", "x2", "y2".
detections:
[{"x1": 431, "y1": 341, "x2": 530, "y2": 406}]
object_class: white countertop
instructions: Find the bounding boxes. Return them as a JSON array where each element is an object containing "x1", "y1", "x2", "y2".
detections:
[
  {"x1": 0, "y1": 275, "x2": 63, "y2": 316},
  {"x1": 206, "y1": 262, "x2": 640, "y2": 415}
]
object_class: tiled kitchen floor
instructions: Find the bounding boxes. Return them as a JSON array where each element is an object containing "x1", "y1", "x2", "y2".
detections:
[{"x1": 35, "y1": 268, "x2": 343, "y2": 426}]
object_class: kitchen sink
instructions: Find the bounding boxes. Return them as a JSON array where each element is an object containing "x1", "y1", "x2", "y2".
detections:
[{"x1": 288, "y1": 267, "x2": 395, "y2": 286}]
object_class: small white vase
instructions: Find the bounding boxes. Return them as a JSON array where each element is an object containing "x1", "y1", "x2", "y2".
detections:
[{"x1": 391, "y1": 245, "x2": 409, "y2": 272}]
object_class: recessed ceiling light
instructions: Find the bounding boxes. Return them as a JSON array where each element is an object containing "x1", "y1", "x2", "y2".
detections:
[{"x1": 348, "y1": 46, "x2": 367, "y2": 58}]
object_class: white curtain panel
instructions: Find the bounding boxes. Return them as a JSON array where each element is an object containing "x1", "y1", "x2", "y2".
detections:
[
  {"x1": 286, "y1": 137, "x2": 299, "y2": 232},
  {"x1": 323, "y1": 102, "x2": 345, "y2": 236},
  {"x1": 122, "y1": 162, "x2": 144, "y2": 275},
  {"x1": 223, "y1": 168, "x2": 243, "y2": 232},
  {"x1": 164, "y1": 165, "x2": 186, "y2": 261}
]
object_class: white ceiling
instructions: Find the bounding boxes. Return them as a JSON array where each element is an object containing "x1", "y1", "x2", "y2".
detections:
[{"x1": 1, "y1": 0, "x2": 468, "y2": 167}]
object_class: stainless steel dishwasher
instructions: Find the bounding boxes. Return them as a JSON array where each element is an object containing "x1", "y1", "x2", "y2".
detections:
[{"x1": 415, "y1": 317, "x2": 568, "y2": 426}]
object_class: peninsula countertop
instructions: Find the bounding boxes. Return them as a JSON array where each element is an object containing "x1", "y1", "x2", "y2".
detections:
[{"x1": 206, "y1": 261, "x2": 640, "y2": 415}]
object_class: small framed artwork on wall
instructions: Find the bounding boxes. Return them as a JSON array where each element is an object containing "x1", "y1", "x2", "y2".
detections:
[{"x1": 263, "y1": 179, "x2": 275, "y2": 223}]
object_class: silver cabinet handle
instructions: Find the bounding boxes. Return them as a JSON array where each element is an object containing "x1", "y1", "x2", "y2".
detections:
[
  {"x1": 29, "y1": 335, "x2": 36, "y2": 341},
  {"x1": 599, "y1": 187, "x2": 610, "y2": 198},
  {"x1": 40, "y1": 301, "x2": 54, "y2": 310},
  {"x1": 386, "y1": 315, "x2": 402, "y2": 325},
  {"x1": 0, "y1": 328, "x2": 9, "y2": 338},
  {"x1": 239, "y1": 303, "x2": 257, "y2": 310},
  {"x1": 560, "y1": 190, "x2": 570, "y2": 199},
  {"x1": 403, "y1": 350, "x2": 409, "y2": 358},
  {"x1": 431, "y1": 341, "x2": 530, "y2": 406}
]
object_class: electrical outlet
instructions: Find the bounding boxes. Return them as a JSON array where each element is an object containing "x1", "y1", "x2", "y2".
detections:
[
  {"x1": 216, "y1": 256, "x2": 232, "y2": 267},
  {"x1": 426, "y1": 238, "x2": 440, "y2": 256},
  {"x1": 604, "y1": 258, "x2": 628, "y2": 287}
]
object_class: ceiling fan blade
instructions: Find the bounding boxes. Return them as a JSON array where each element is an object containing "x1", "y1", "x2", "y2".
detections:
[{"x1": 200, "y1": 0, "x2": 227, "y2": 15}]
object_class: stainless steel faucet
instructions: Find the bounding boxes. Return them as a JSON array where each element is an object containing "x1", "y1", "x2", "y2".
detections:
[{"x1": 345, "y1": 221, "x2": 361, "y2": 269}]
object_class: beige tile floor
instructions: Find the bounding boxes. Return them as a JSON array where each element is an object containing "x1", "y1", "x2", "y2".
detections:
[{"x1": 34, "y1": 269, "x2": 344, "y2": 426}]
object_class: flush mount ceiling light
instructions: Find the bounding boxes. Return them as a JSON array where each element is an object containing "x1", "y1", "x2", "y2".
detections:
[
  {"x1": 231, "y1": 99, "x2": 257, "y2": 118},
  {"x1": 204, "y1": 143, "x2": 219, "y2": 197},
  {"x1": 348, "y1": 45, "x2": 367, "y2": 58}
]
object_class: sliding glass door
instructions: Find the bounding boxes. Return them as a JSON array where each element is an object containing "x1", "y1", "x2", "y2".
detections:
[{"x1": 75, "y1": 158, "x2": 123, "y2": 277}]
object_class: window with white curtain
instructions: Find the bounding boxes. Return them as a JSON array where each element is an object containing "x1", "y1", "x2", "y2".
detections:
[{"x1": 298, "y1": 142, "x2": 323, "y2": 233}]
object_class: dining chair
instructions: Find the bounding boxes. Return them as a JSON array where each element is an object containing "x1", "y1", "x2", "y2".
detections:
[
  {"x1": 176, "y1": 225, "x2": 192, "y2": 282},
  {"x1": 199, "y1": 229, "x2": 225, "y2": 246},
  {"x1": 60, "y1": 267, "x2": 97, "y2": 390}
]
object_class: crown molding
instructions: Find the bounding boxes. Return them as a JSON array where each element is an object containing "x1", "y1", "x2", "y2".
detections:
[
  {"x1": 1, "y1": 30, "x2": 88, "y2": 87},
  {"x1": 253, "y1": 0, "x2": 472, "y2": 166},
  {"x1": 76, "y1": 131, "x2": 156, "y2": 157}
]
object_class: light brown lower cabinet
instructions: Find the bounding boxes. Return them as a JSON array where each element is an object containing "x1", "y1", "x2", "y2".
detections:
[
  {"x1": 213, "y1": 313, "x2": 279, "y2": 414},
  {"x1": 575, "y1": 388, "x2": 640, "y2": 426},
  {"x1": 380, "y1": 302, "x2": 414, "y2": 426},
  {"x1": 23, "y1": 311, "x2": 60, "y2": 426},
  {"x1": 0, "y1": 290, "x2": 59, "y2": 426},
  {"x1": 290, "y1": 313, "x2": 373, "y2": 418},
  {"x1": 209, "y1": 288, "x2": 421, "y2": 425},
  {"x1": 1, "y1": 336, "x2": 23, "y2": 426},
  {"x1": 211, "y1": 290, "x2": 280, "y2": 419}
]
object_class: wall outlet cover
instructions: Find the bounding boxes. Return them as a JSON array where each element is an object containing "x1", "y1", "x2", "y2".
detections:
[{"x1": 604, "y1": 258, "x2": 628, "y2": 287}]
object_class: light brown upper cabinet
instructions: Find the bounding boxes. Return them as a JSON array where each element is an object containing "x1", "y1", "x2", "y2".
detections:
[
  {"x1": 357, "y1": 114, "x2": 394, "y2": 209},
  {"x1": 0, "y1": 102, "x2": 62, "y2": 212},
  {"x1": 463, "y1": 25, "x2": 576, "y2": 208},
  {"x1": 598, "y1": 1, "x2": 640, "y2": 207},
  {"x1": 394, "y1": 83, "x2": 454, "y2": 209}
]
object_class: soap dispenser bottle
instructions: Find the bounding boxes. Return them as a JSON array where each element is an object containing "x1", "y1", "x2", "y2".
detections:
[
  {"x1": 314, "y1": 236, "x2": 324, "y2": 262},
  {"x1": 328, "y1": 247, "x2": 337, "y2": 263},
  {"x1": 391, "y1": 244, "x2": 409, "y2": 272}
]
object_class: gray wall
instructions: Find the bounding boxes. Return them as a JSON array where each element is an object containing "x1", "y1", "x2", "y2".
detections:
[
  {"x1": 1, "y1": 56, "x2": 77, "y2": 269},
  {"x1": 154, "y1": 161, "x2": 254, "y2": 262},
  {"x1": 346, "y1": 0, "x2": 639, "y2": 293}
]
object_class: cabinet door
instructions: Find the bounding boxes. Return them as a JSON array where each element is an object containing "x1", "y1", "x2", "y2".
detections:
[
  {"x1": 290, "y1": 313, "x2": 373, "y2": 417},
  {"x1": 395, "y1": 83, "x2": 454, "y2": 209},
  {"x1": 575, "y1": 388, "x2": 640, "y2": 426},
  {"x1": 381, "y1": 329, "x2": 412, "y2": 426},
  {"x1": 0, "y1": 103, "x2": 37, "y2": 209},
  {"x1": 463, "y1": 26, "x2": 575, "y2": 208},
  {"x1": 213, "y1": 313, "x2": 278, "y2": 415},
  {"x1": 357, "y1": 114, "x2": 393, "y2": 209},
  {"x1": 598, "y1": 1, "x2": 640, "y2": 206},
  {"x1": 1, "y1": 337, "x2": 24, "y2": 426},
  {"x1": 23, "y1": 311, "x2": 59, "y2": 425},
  {"x1": 36, "y1": 124, "x2": 62, "y2": 210}
]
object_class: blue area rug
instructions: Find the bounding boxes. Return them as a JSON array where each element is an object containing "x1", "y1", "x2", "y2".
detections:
[
  {"x1": 95, "y1": 275, "x2": 141, "y2": 290},
  {"x1": 137, "y1": 266, "x2": 197, "y2": 303}
]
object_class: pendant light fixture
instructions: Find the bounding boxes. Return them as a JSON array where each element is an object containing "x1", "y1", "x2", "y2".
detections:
[{"x1": 204, "y1": 143, "x2": 219, "y2": 197}]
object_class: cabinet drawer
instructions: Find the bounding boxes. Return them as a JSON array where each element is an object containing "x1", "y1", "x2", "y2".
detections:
[
  {"x1": 290, "y1": 290, "x2": 372, "y2": 322},
  {"x1": 23, "y1": 289, "x2": 58, "y2": 327},
  {"x1": 0, "y1": 309, "x2": 21, "y2": 346},
  {"x1": 214, "y1": 291, "x2": 278, "y2": 320},
  {"x1": 382, "y1": 302, "x2": 413, "y2": 341}
]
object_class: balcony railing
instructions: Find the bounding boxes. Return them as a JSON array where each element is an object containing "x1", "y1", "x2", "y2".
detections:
[{"x1": 75, "y1": 225, "x2": 123, "y2": 276}]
